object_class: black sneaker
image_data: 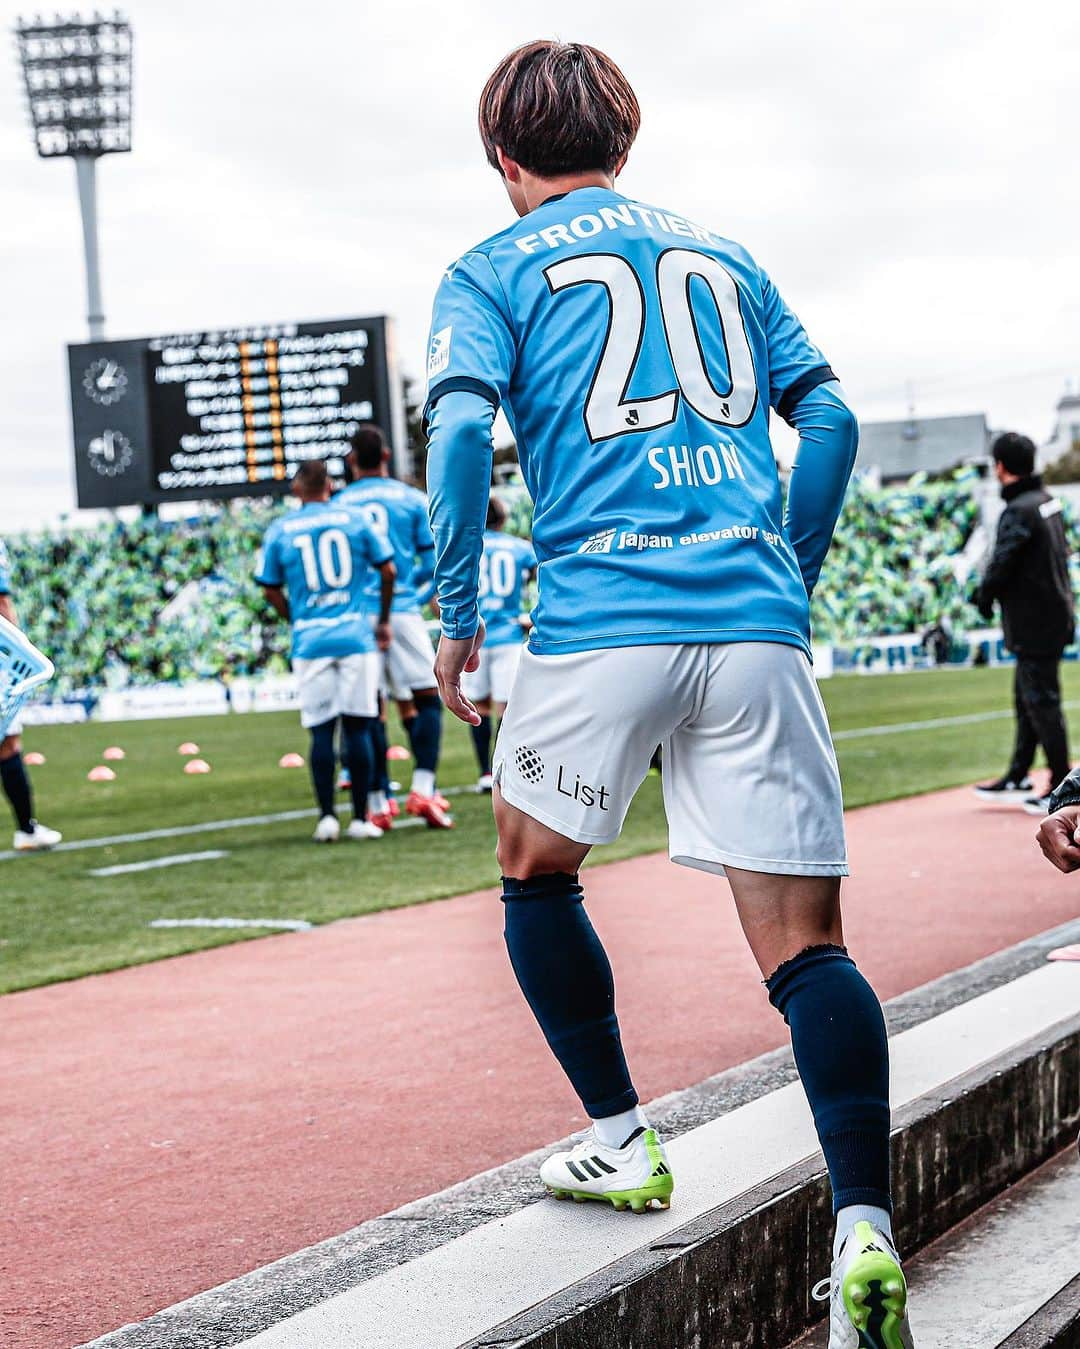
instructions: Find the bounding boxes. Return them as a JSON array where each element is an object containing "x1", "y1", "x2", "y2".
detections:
[
  {"x1": 974, "y1": 775, "x2": 1034, "y2": 802},
  {"x1": 1023, "y1": 792, "x2": 1053, "y2": 817}
]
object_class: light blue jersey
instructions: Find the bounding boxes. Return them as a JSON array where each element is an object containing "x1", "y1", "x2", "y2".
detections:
[
  {"x1": 337, "y1": 478, "x2": 436, "y2": 614},
  {"x1": 0, "y1": 541, "x2": 10, "y2": 595},
  {"x1": 255, "y1": 502, "x2": 392, "y2": 661},
  {"x1": 478, "y1": 530, "x2": 536, "y2": 646},
  {"x1": 424, "y1": 186, "x2": 848, "y2": 657}
]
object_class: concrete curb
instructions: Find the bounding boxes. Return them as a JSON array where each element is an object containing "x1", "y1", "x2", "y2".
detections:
[
  {"x1": 463, "y1": 1016, "x2": 1080, "y2": 1349},
  {"x1": 999, "y1": 1273, "x2": 1080, "y2": 1349}
]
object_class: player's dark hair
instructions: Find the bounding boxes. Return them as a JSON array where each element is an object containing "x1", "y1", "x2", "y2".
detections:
[
  {"x1": 486, "y1": 493, "x2": 508, "y2": 529},
  {"x1": 293, "y1": 458, "x2": 328, "y2": 495},
  {"x1": 479, "y1": 41, "x2": 639, "y2": 178},
  {"x1": 348, "y1": 423, "x2": 388, "y2": 475},
  {"x1": 991, "y1": 431, "x2": 1036, "y2": 477}
]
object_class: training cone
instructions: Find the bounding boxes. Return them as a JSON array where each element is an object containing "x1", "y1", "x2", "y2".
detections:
[
  {"x1": 88, "y1": 765, "x2": 116, "y2": 782},
  {"x1": 24, "y1": 751, "x2": 46, "y2": 766},
  {"x1": 178, "y1": 742, "x2": 200, "y2": 755},
  {"x1": 103, "y1": 746, "x2": 125, "y2": 761},
  {"x1": 278, "y1": 752, "x2": 305, "y2": 768},
  {"x1": 387, "y1": 744, "x2": 411, "y2": 761},
  {"x1": 184, "y1": 758, "x2": 211, "y2": 775}
]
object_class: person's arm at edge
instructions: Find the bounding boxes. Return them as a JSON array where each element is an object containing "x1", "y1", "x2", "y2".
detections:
[
  {"x1": 426, "y1": 388, "x2": 495, "y2": 724},
  {"x1": 261, "y1": 585, "x2": 289, "y2": 622},
  {"x1": 974, "y1": 506, "x2": 1033, "y2": 617},
  {"x1": 375, "y1": 559, "x2": 396, "y2": 650},
  {"x1": 783, "y1": 380, "x2": 859, "y2": 596}
]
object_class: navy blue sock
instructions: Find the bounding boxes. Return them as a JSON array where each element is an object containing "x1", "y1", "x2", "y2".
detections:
[
  {"x1": 1, "y1": 753, "x2": 34, "y2": 832},
  {"x1": 341, "y1": 715, "x2": 377, "y2": 819},
  {"x1": 372, "y1": 714, "x2": 390, "y2": 792},
  {"x1": 408, "y1": 692, "x2": 443, "y2": 774},
  {"x1": 308, "y1": 719, "x2": 337, "y2": 818},
  {"x1": 503, "y1": 873, "x2": 637, "y2": 1118},
  {"x1": 470, "y1": 715, "x2": 492, "y2": 775},
  {"x1": 767, "y1": 944, "x2": 892, "y2": 1213}
]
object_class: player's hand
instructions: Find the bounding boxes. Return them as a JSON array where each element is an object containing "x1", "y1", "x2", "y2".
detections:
[
  {"x1": 434, "y1": 620, "x2": 486, "y2": 726},
  {"x1": 1037, "y1": 805, "x2": 1080, "y2": 873},
  {"x1": 375, "y1": 621, "x2": 392, "y2": 652}
]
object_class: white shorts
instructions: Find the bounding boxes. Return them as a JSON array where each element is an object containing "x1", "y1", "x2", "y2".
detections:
[
  {"x1": 377, "y1": 612, "x2": 437, "y2": 701},
  {"x1": 293, "y1": 652, "x2": 381, "y2": 729},
  {"x1": 493, "y1": 641, "x2": 847, "y2": 876},
  {"x1": 462, "y1": 642, "x2": 524, "y2": 706},
  {"x1": 5, "y1": 712, "x2": 22, "y2": 738}
]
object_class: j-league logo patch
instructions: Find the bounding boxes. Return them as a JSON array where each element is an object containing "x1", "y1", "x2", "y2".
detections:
[
  {"x1": 577, "y1": 528, "x2": 616, "y2": 555},
  {"x1": 428, "y1": 326, "x2": 452, "y2": 380}
]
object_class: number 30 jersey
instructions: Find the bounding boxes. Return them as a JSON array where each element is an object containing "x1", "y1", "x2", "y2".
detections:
[
  {"x1": 255, "y1": 503, "x2": 392, "y2": 660},
  {"x1": 423, "y1": 186, "x2": 836, "y2": 657}
]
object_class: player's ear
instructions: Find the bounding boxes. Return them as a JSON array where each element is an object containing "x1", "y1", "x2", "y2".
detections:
[{"x1": 495, "y1": 146, "x2": 522, "y2": 183}]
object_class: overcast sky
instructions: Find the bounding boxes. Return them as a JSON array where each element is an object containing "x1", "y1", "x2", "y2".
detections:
[{"x1": 1, "y1": 0, "x2": 1077, "y2": 532}]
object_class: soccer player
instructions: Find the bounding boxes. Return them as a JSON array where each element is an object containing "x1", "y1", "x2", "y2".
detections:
[
  {"x1": 339, "y1": 424, "x2": 453, "y2": 830},
  {"x1": 0, "y1": 539, "x2": 61, "y2": 852},
  {"x1": 256, "y1": 459, "x2": 395, "y2": 843},
  {"x1": 425, "y1": 41, "x2": 913, "y2": 1349},
  {"x1": 463, "y1": 494, "x2": 536, "y2": 790}
]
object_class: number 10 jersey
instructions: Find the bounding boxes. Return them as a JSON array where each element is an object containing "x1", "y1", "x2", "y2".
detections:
[{"x1": 423, "y1": 186, "x2": 837, "y2": 657}]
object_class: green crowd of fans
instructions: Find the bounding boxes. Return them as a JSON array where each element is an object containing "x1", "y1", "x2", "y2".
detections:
[{"x1": 4, "y1": 472, "x2": 1076, "y2": 694}]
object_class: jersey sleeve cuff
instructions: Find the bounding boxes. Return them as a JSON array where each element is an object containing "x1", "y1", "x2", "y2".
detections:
[
  {"x1": 422, "y1": 376, "x2": 501, "y2": 434},
  {"x1": 440, "y1": 606, "x2": 480, "y2": 642},
  {"x1": 776, "y1": 365, "x2": 837, "y2": 423}
]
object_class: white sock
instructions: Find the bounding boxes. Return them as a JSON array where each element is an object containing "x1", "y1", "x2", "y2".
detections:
[
  {"x1": 412, "y1": 768, "x2": 436, "y2": 798},
  {"x1": 591, "y1": 1104, "x2": 649, "y2": 1149},
  {"x1": 367, "y1": 789, "x2": 389, "y2": 815},
  {"x1": 834, "y1": 1204, "x2": 894, "y2": 1259}
]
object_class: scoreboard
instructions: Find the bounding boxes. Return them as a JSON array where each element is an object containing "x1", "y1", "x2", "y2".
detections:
[{"x1": 67, "y1": 316, "x2": 406, "y2": 508}]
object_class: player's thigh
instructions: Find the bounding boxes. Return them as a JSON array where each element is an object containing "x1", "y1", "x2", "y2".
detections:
[
  {"x1": 293, "y1": 658, "x2": 340, "y2": 729},
  {"x1": 488, "y1": 643, "x2": 523, "y2": 706},
  {"x1": 388, "y1": 612, "x2": 437, "y2": 696},
  {"x1": 461, "y1": 648, "x2": 492, "y2": 704},
  {"x1": 665, "y1": 641, "x2": 848, "y2": 880},
  {"x1": 338, "y1": 653, "x2": 382, "y2": 719},
  {"x1": 494, "y1": 784, "x2": 592, "y2": 878},
  {"x1": 494, "y1": 644, "x2": 697, "y2": 848}
]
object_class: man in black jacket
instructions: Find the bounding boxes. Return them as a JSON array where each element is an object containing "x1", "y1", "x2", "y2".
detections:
[{"x1": 974, "y1": 432, "x2": 1074, "y2": 813}]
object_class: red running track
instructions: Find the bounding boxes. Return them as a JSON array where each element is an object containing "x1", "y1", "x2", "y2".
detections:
[{"x1": 4, "y1": 787, "x2": 1072, "y2": 1349}]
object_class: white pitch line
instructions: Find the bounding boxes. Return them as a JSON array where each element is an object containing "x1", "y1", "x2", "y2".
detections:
[
  {"x1": 0, "y1": 789, "x2": 464, "y2": 862},
  {"x1": 832, "y1": 699, "x2": 1080, "y2": 742},
  {"x1": 89, "y1": 849, "x2": 230, "y2": 877},
  {"x1": 149, "y1": 916, "x2": 312, "y2": 932}
]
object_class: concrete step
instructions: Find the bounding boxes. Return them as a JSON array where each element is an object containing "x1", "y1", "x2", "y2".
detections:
[
  {"x1": 83, "y1": 929, "x2": 1080, "y2": 1349},
  {"x1": 794, "y1": 1147, "x2": 1080, "y2": 1348}
]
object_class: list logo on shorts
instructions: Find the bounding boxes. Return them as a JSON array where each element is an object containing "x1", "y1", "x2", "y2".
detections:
[{"x1": 515, "y1": 745, "x2": 545, "y2": 784}]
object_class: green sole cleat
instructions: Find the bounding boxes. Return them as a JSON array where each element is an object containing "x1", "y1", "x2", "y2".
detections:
[{"x1": 545, "y1": 1176, "x2": 673, "y2": 1213}]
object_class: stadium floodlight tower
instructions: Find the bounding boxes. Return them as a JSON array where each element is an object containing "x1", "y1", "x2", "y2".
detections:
[{"x1": 14, "y1": 10, "x2": 133, "y2": 339}]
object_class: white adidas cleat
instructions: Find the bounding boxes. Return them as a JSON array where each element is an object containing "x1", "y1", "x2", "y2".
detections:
[
  {"x1": 312, "y1": 814, "x2": 340, "y2": 843},
  {"x1": 539, "y1": 1126, "x2": 673, "y2": 1213},
  {"x1": 346, "y1": 819, "x2": 384, "y2": 841},
  {"x1": 13, "y1": 821, "x2": 62, "y2": 852},
  {"x1": 813, "y1": 1221, "x2": 914, "y2": 1348}
]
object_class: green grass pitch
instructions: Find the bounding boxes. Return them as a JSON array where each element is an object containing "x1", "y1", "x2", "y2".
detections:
[{"x1": 2, "y1": 664, "x2": 1073, "y2": 994}]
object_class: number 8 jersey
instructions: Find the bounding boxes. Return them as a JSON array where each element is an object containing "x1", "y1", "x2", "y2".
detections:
[
  {"x1": 255, "y1": 503, "x2": 393, "y2": 660},
  {"x1": 423, "y1": 186, "x2": 836, "y2": 658}
]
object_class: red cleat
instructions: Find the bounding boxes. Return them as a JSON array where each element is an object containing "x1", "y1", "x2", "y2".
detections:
[
  {"x1": 405, "y1": 790, "x2": 454, "y2": 829},
  {"x1": 368, "y1": 811, "x2": 394, "y2": 832},
  {"x1": 434, "y1": 791, "x2": 451, "y2": 812},
  {"x1": 387, "y1": 797, "x2": 401, "y2": 819}
]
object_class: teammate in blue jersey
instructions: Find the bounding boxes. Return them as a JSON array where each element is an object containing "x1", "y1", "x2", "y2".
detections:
[
  {"x1": 339, "y1": 425, "x2": 453, "y2": 830},
  {"x1": 462, "y1": 495, "x2": 536, "y2": 790},
  {"x1": 424, "y1": 42, "x2": 914, "y2": 1348},
  {"x1": 256, "y1": 459, "x2": 396, "y2": 843},
  {"x1": 0, "y1": 539, "x2": 61, "y2": 852}
]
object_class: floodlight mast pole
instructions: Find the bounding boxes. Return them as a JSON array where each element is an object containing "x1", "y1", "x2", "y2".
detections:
[{"x1": 74, "y1": 153, "x2": 105, "y2": 339}]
